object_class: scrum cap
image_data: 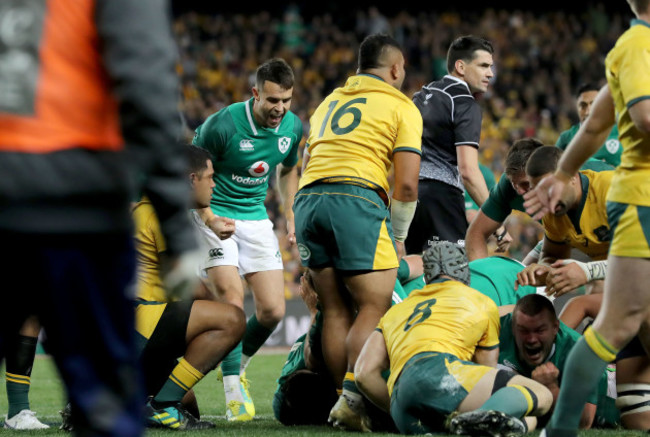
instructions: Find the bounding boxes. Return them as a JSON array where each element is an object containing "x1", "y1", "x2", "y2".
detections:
[{"x1": 422, "y1": 241, "x2": 470, "y2": 285}]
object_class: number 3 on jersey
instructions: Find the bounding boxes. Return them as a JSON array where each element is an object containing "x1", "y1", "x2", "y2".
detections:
[
  {"x1": 318, "y1": 98, "x2": 367, "y2": 137},
  {"x1": 404, "y1": 298, "x2": 437, "y2": 331}
]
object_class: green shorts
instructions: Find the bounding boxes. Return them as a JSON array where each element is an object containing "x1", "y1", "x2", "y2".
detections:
[
  {"x1": 293, "y1": 183, "x2": 398, "y2": 271},
  {"x1": 390, "y1": 352, "x2": 492, "y2": 434}
]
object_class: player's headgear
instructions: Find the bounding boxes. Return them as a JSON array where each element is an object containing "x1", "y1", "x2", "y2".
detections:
[{"x1": 422, "y1": 241, "x2": 470, "y2": 285}]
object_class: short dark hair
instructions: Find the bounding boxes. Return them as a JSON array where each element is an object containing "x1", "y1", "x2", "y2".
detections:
[
  {"x1": 447, "y1": 35, "x2": 494, "y2": 74},
  {"x1": 184, "y1": 145, "x2": 212, "y2": 175},
  {"x1": 513, "y1": 294, "x2": 557, "y2": 322},
  {"x1": 276, "y1": 370, "x2": 338, "y2": 426},
  {"x1": 504, "y1": 138, "x2": 544, "y2": 177},
  {"x1": 358, "y1": 33, "x2": 402, "y2": 71},
  {"x1": 256, "y1": 58, "x2": 294, "y2": 90},
  {"x1": 628, "y1": 0, "x2": 650, "y2": 14},
  {"x1": 576, "y1": 82, "x2": 600, "y2": 97},
  {"x1": 525, "y1": 146, "x2": 562, "y2": 179}
]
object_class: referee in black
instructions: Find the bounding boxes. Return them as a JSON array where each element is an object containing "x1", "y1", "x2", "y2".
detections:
[{"x1": 405, "y1": 35, "x2": 495, "y2": 254}]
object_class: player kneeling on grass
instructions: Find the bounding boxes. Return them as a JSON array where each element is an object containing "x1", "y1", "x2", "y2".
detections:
[
  {"x1": 354, "y1": 241, "x2": 553, "y2": 436},
  {"x1": 133, "y1": 146, "x2": 246, "y2": 430}
]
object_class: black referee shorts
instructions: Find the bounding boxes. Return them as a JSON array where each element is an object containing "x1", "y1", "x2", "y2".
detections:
[{"x1": 405, "y1": 179, "x2": 468, "y2": 255}]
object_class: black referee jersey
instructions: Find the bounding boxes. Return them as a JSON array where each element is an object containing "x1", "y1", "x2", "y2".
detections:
[{"x1": 413, "y1": 75, "x2": 483, "y2": 191}]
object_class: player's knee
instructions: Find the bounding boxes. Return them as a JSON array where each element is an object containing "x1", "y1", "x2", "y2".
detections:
[
  {"x1": 594, "y1": 319, "x2": 643, "y2": 350},
  {"x1": 506, "y1": 374, "x2": 553, "y2": 416},
  {"x1": 617, "y1": 383, "x2": 650, "y2": 429},
  {"x1": 227, "y1": 306, "x2": 247, "y2": 340},
  {"x1": 532, "y1": 383, "x2": 554, "y2": 416},
  {"x1": 257, "y1": 306, "x2": 285, "y2": 327}
]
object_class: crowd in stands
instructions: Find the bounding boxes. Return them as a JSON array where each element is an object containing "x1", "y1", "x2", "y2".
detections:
[{"x1": 173, "y1": 3, "x2": 628, "y2": 297}]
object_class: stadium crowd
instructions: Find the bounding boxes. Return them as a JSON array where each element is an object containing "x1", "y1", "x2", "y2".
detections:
[{"x1": 1, "y1": 1, "x2": 648, "y2": 436}]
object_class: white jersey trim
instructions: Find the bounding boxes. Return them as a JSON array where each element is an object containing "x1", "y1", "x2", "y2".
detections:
[{"x1": 245, "y1": 99, "x2": 258, "y2": 135}]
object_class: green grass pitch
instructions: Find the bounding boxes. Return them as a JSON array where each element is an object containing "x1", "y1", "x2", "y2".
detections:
[{"x1": 0, "y1": 352, "x2": 644, "y2": 436}]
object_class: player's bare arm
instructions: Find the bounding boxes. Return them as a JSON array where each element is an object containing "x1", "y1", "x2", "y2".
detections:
[
  {"x1": 524, "y1": 86, "x2": 615, "y2": 220},
  {"x1": 277, "y1": 163, "x2": 299, "y2": 245},
  {"x1": 457, "y1": 145, "x2": 490, "y2": 207},
  {"x1": 466, "y1": 210, "x2": 502, "y2": 261},
  {"x1": 472, "y1": 347, "x2": 498, "y2": 367},
  {"x1": 354, "y1": 331, "x2": 391, "y2": 413},
  {"x1": 392, "y1": 150, "x2": 420, "y2": 256},
  {"x1": 196, "y1": 208, "x2": 235, "y2": 240}
]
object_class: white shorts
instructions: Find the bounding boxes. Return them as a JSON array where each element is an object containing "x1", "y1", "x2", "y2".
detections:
[{"x1": 191, "y1": 211, "x2": 283, "y2": 275}]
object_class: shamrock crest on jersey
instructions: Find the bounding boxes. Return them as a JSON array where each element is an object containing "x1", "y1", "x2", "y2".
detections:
[
  {"x1": 278, "y1": 137, "x2": 291, "y2": 153},
  {"x1": 192, "y1": 98, "x2": 303, "y2": 220}
]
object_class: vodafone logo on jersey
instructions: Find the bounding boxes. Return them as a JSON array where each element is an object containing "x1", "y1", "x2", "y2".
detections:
[{"x1": 248, "y1": 161, "x2": 270, "y2": 177}]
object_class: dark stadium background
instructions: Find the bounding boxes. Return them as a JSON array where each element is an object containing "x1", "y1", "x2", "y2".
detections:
[{"x1": 172, "y1": 1, "x2": 633, "y2": 17}]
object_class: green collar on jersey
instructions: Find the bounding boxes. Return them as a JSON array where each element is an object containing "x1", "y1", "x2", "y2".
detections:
[
  {"x1": 357, "y1": 73, "x2": 385, "y2": 82},
  {"x1": 631, "y1": 18, "x2": 650, "y2": 29}
]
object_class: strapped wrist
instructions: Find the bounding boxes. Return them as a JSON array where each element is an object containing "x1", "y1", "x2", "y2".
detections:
[{"x1": 391, "y1": 198, "x2": 417, "y2": 242}]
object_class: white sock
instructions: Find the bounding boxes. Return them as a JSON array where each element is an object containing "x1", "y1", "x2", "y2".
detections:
[
  {"x1": 240, "y1": 354, "x2": 252, "y2": 374},
  {"x1": 342, "y1": 389, "x2": 364, "y2": 413},
  {"x1": 223, "y1": 375, "x2": 243, "y2": 402}
]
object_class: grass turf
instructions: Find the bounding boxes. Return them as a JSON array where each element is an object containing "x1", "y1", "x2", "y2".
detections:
[{"x1": 0, "y1": 352, "x2": 644, "y2": 436}]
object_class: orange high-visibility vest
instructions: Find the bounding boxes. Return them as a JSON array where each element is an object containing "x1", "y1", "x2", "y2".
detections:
[{"x1": 0, "y1": 0, "x2": 124, "y2": 153}]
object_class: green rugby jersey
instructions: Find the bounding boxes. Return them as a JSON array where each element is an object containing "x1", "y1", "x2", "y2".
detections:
[
  {"x1": 469, "y1": 256, "x2": 536, "y2": 306},
  {"x1": 481, "y1": 160, "x2": 614, "y2": 223},
  {"x1": 499, "y1": 313, "x2": 605, "y2": 408},
  {"x1": 193, "y1": 98, "x2": 303, "y2": 219},
  {"x1": 556, "y1": 124, "x2": 620, "y2": 167}
]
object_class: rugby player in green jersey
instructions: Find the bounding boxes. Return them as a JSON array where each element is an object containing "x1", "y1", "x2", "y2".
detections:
[
  {"x1": 556, "y1": 83, "x2": 621, "y2": 168},
  {"x1": 192, "y1": 58, "x2": 303, "y2": 421},
  {"x1": 498, "y1": 295, "x2": 618, "y2": 430}
]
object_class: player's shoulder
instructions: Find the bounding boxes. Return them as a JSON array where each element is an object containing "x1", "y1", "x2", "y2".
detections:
[
  {"x1": 625, "y1": 21, "x2": 650, "y2": 46},
  {"x1": 556, "y1": 125, "x2": 578, "y2": 148},
  {"x1": 132, "y1": 198, "x2": 154, "y2": 216},
  {"x1": 557, "y1": 320, "x2": 581, "y2": 346},
  {"x1": 284, "y1": 109, "x2": 303, "y2": 130},
  {"x1": 201, "y1": 103, "x2": 240, "y2": 130},
  {"x1": 132, "y1": 199, "x2": 159, "y2": 228}
]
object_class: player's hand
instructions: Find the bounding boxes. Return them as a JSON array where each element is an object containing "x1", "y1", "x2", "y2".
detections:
[
  {"x1": 523, "y1": 174, "x2": 570, "y2": 221},
  {"x1": 207, "y1": 216, "x2": 235, "y2": 240},
  {"x1": 515, "y1": 263, "x2": 550, "y2": 289},
  {"x1": 287, "y1": 218, "x2": 296, "y2": 246},
  {"x1": 160, "y1": 250, "x2": 202, "y2": 301},
  {"x1": 531, "y1": 362, "x2": 560, "y2": 388},
  {"x1": 493, "y1": 227, "x2": 513, "y2": 253},
  {"x1": 298, "y1": 271, "x2": 319, "y2": 316},
  {"x1": 545, "y1": 259, "x2": 587, "y2": 297}
]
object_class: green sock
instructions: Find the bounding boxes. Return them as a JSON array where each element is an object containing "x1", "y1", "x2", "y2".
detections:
[
  {"x1": 221, "y1": 342, "x2": 242, "y2": 377},
  {"x1": 153, "y1": 358, "x2": 203, "y2": 407},
  {"x1": 241, "y1": 315, "x2": 274, "y2": 358},
  {"x1": 6, "y1": 375, "x2": 30, "y2": 418},
  {"x1": 479, "y1": 385, "x2": 532, "y2": 418},
  {"x1": 6, "y1": 335, "x2": 37, "y2": 418},
  {"x1": 549, "y1": 336, "x2": 610, "y2": 433}
]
